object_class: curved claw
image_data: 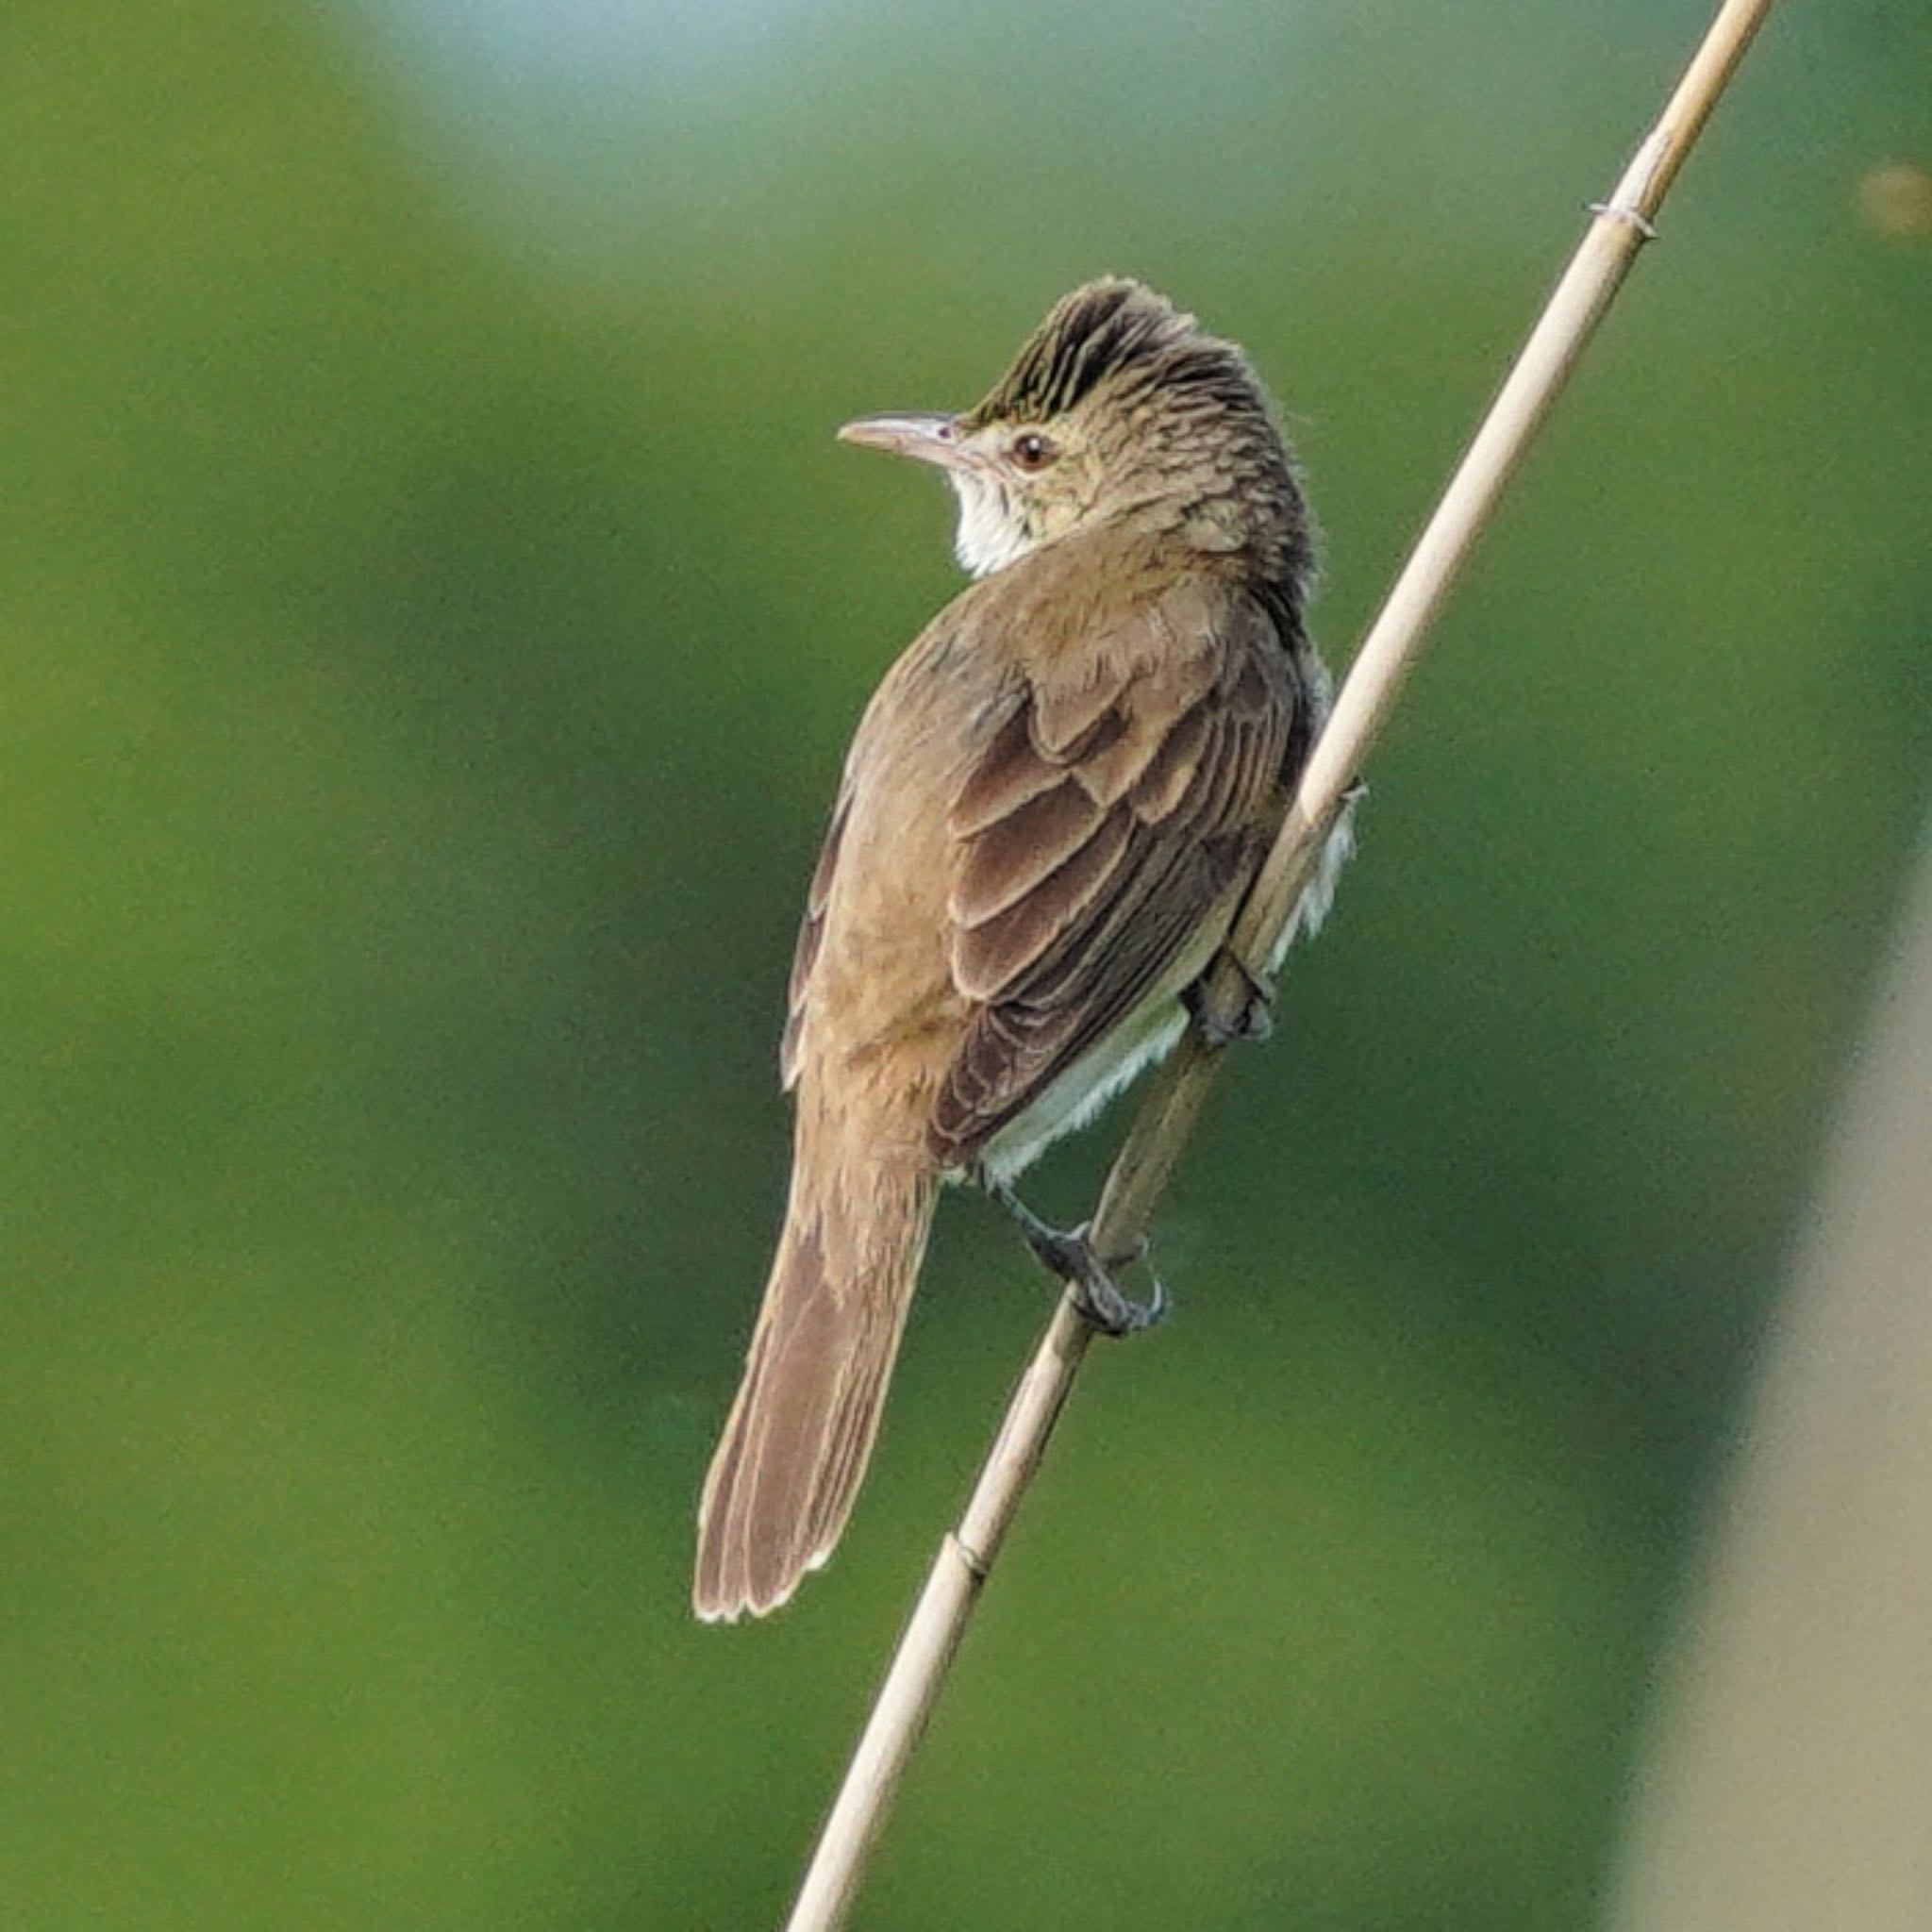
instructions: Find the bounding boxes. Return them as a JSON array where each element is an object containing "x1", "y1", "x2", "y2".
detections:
[
  {"x1": 1084, "y1": 1273, "x2": 1168, "y2": 1336},
  {"x1": 1063, "y1": 1224, "x2": 1169, "y2": 1337}
]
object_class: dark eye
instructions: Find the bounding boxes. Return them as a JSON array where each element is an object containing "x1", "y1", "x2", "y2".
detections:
[{"x1": 1008, "y1": 432, "x2": 1055, "y2": 472}]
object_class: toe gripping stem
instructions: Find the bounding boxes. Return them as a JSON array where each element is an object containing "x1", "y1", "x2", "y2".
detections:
[
  {"x1": 980, "y1": 1174, "x2": 1168, "y2": 1336},
  {"x1": 1185, "y1": 950, "x2": 1275, "y2": 1050}
]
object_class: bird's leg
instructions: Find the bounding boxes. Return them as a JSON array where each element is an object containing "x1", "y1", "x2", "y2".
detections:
[
  {"x1": 1185, "y1": 951, "x2": 1275, "y2": 1048},
  {"x1": 974, "y1": 1171, "x2": 1168, "y2": 1336}
]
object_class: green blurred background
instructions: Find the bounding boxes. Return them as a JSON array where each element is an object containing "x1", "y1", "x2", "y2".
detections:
[{"x1": 7, "y1": 2, "x2": 1929, "y2": 1926}]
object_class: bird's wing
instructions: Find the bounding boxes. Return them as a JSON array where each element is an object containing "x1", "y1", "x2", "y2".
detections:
[{"x1": 930, "y1": 579, "x2": 1295, "y2": 1166}]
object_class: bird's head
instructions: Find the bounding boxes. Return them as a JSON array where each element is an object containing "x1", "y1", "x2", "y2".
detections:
[{"x1": 839, "y1": 277, "x2": 1307, "y2": 581}]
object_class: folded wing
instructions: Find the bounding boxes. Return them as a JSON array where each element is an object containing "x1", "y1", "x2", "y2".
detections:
[{"x1": 932, "y1": 581, "x2": 1297, "y2": 1166}]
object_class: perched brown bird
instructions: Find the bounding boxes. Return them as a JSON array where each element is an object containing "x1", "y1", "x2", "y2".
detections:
[{"x1": 693, "y1": 278, "x2": 1347, "y2": 1622}]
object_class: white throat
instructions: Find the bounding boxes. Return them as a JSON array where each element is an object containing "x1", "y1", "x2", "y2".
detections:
[{"x1": 948, "y1": 473, "x2": 1038, "y2": 578}]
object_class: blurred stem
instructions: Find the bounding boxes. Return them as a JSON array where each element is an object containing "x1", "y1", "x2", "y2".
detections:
[
  {"x1": 783, "y1": 3, "x2": 1778, "y2": 1927},
  {"x1": 1607, "y1": 835, "x2": 1932, "y2": 1929}
]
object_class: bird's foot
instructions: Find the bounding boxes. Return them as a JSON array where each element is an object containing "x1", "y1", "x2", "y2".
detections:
[
  {"x1": 979, "y1": 1174, "x2": 1169, "y2": 1337},
  {"x1": 1058, "y1": 1225, "x2": 1168, "y2": 1336},
  {"x1": 1185, "y1": 953, "x2": 1275, "y2": 1048}
]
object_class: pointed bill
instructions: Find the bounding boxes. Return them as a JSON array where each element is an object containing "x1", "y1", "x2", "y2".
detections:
[{"x1": 836, "y1": 411, "x2": 971, "y2": 469}]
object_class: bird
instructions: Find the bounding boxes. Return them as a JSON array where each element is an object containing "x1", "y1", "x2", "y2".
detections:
[{"x1": 693, "y1": 277, "x2": 1348, "y2": 1623}]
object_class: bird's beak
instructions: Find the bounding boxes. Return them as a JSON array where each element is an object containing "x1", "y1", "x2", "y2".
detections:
[{"x1": 837, "y1": 411, "x2": 971, "y2": 470}]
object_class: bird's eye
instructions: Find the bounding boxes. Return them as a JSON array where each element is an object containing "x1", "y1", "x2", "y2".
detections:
[{"x1": 1008, "y1": 432, "x2": 1055, "y2": 472}]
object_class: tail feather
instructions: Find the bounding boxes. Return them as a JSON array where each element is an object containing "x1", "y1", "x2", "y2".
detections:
[{"x1": 694, "y1": 1163, "x2": 935, "y2": 1622}]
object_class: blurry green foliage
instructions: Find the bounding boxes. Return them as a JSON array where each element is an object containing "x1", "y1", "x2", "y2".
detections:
[{"x1": 4, "y1": 1, "x2": 1929, "y2": 1926}]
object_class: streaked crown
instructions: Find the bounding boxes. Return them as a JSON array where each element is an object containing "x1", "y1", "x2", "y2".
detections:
[{"x1": 962, "y1": 278, "x2": 1262, "y2": 436}]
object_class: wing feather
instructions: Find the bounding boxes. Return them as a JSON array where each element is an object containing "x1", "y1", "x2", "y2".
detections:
[
  {"x1": 952, "y1": 778, "x2": 1114, "y2": 930},
  {"x1": 953, "y1": 808, "x2": 1133, "y2": 999}
]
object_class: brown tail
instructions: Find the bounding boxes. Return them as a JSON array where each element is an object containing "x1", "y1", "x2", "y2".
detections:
[{"x1": 693, "y1": 1152, "x2": 937, "y2": 1622}]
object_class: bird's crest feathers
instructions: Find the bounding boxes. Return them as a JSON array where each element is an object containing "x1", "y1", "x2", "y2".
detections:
[{"x1": 963, "y1": 277, "x2": 1258, "y2": 431}]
